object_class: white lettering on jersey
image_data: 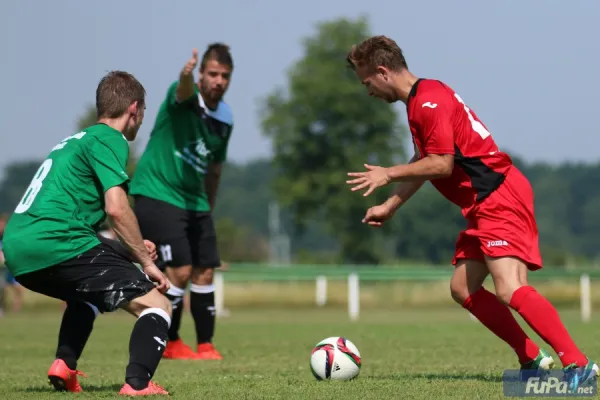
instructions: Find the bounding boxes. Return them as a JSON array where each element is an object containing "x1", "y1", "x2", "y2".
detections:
[
  {"x1": 487, "y1": 240, "x2": 509, "y2": 247},
  {"x1": 174, "y1": 139, "x2": 211, "y2": 173}
]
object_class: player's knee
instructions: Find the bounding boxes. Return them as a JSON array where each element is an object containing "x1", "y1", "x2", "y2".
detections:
[
  {"x1": 450, "y1": 279, "x2": 469, "y2": 304},
  {"x1": 157, "y1": 293, "x2": 173, "y2": 317},
  {"x1": 191, "y1": 267, "x2": 214, "y2": 285},
  {"x1": 494, "y1": 284, "x2": 518, "y2": 306},
  {"x1": 126, "y1": 288, "x2": 172, "y2": 318},
  {"x1": 450, "y1": 268, "x2": 469, "y2": 304},
  {"x1": 166, "y1": 265, "x2": 192, "y2": 288}
]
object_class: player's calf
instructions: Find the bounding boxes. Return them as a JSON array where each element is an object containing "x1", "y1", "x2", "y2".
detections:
[
  {"x1": 47, "y1": 301, "x2": 98, "y2": 392},
  {"x1": 190, "y1": 267, "x2": 222, "y2": 360},
  {"x1": 487, "y1": 256, "x2": 590, "y2": 368},
  {"x1": 452, "y1": 259, "x2": 546, "y2": 366},
  {"x1": 120, "y1": 289, "x2": 172, "y2": 392},
  {"x1": 160, "y1": 264, "x2": 203, "y2": 359},
  {"x1": 163, "y1": 265, "x2": 191, "y2": 336}
]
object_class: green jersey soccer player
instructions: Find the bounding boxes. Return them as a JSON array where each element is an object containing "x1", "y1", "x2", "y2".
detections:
[
  {"x1": 129, "y1": 43, "x2": 234, "y2": 361},
  {"x1": 2, "y1": 71, "x2": 172, "y2": 396}
]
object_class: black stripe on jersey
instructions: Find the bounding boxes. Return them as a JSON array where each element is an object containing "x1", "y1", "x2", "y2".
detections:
[
  {"x1": 454, "y1": 145, "x2": 505, "y2": 202},
  {"x1": 189, "y1": 100, "x2": 233, "y2": 140},
  {"x1": 408, "y1": 78, "x2": 423, "y2": 98}
]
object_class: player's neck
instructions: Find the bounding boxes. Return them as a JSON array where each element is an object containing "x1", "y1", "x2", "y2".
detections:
[
  {"x1": 394, "y1": 71, "x2": 420, "y2": 104},
  {"x1": 97, "y1": 117, "x2": 128, "y2": 137},
  {"x1": 197, "y1": 85, "x2": 219, "y2": 111},
  {"x1": 200, "y1": 93, "x2": 218, "y2": 111}
]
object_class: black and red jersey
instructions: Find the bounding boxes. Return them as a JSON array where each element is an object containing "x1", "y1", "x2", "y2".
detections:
[{"x1": 406, "y1": 79, "x2": 513, "y2": 211}]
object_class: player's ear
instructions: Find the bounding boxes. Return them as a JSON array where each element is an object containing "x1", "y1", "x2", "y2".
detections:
[
  {"x1": 127, "y1": 101, "x2": 138, "y2": 116},
  {"x1": 376, "y1": 66, "x2": 389, "y2": 80}
]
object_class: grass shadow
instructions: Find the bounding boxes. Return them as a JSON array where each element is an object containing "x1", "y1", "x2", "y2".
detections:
[
  {"x1": 367, "y1": 372, "x2": 503, "y2": 383},
  {"x1": 21, "y1": 383, "x2": 124, "y2": 393}
]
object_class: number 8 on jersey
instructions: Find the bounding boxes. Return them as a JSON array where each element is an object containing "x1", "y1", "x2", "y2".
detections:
[{"x1": 15, "y1": 159, "x2": 53, "y2": 214}]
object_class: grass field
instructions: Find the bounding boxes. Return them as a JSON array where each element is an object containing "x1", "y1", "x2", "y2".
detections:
[{"x1": 0, "y1": 307, "x2": 599, "y2": 399}]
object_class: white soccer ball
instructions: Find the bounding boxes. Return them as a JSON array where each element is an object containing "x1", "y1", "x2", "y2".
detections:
[{"x1": 310, "y1": 336, "x2": 361, "y2": 381}]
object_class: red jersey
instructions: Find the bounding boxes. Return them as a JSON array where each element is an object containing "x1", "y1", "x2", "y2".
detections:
[{"x1": 406, "y1": 79, "x2": 513, "y2": 212}]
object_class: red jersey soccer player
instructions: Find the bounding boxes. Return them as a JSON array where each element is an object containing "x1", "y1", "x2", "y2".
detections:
[{"x1": 345, "y1": 35, "x2": 598, "y2": 390}]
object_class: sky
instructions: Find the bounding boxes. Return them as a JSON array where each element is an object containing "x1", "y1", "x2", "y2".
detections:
[{"x1": 1, "y1": 0, "x2": 599, "y2": 178}]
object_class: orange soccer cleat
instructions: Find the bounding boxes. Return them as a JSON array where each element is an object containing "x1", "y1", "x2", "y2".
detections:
[
  {"x1": 197, "y1": 343, "x2": 223, "y2": 360},
  {"x1": 162, "y1": 338, "x2": 202, "y2": 360},
  {"x1": 47, "y1": 359, "x2": 87, "y2": 393},
  {"x1": 119, "y1": 381, "x2": 169, "y2": 396}
]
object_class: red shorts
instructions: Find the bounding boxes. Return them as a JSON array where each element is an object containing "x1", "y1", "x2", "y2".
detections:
[{"x1": 452, "y1": 166, "x2": 542, "y2": 270}]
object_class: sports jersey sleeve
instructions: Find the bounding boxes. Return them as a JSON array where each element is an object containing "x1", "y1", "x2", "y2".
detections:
[
  {"x1": 414, "y1": 96, "x2": 455, "y2": 155},
  {"x1": 167, "y1": 80, "x2": 199, "y2": 108},
  {"x1": 89, "y1": 136, "x2": 130, "y2": 192}
]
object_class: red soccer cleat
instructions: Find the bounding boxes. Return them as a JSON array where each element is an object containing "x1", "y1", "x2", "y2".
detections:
[
  {"x1": 162, "y1": 338, "x2": 202, "y2": 360},
  {"x1": 119, "y1": 381, "x2": 169, "y2": 396},
  {"x1": 197, "y1": 343, "x2": 223, "y2": 360},
  {"x1": 47, "y1": 359, "x2": 87, "y2": 393}
]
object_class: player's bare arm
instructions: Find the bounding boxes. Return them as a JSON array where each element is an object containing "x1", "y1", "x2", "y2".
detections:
[
  {"x1": 387, "y1": 153, "x2": 453, "y2": 181},
  {"x1": 382, "y1": 155, "x2": 426, "y2": 209},
  {"x1": 205, "y1": 162, "x2": 222, "y2": 210},
  {"x1": 176, "y1": 49, "x2": 199, "y2": 102},
  {"x1": 105, "y1": 186, "x2": 154, "y2": 268},
  {"x1": 347, "y1": 154, "x2": 452, "y2": 197},
  {"x1": 105, "y1": 186, "x2": 168, "y2": 292}
]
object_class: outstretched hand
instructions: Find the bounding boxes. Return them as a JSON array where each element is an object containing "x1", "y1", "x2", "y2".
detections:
[
  {"x1": 347, "y1": 164, "x2": 391, "y2": 196},
  {"x1": 182, "y1": 48, "x2": 199, "y2": 75}
]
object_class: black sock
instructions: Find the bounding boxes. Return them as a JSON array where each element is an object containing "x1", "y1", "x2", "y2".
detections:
[
  {"x1": 190, "y1": 284, "x2": 216, "y2": 344},
  {"x1": 164, "y1": 285, "x2": 185, "y2": 341},
  {"x1": 125, "y1": 308, "x2": 170, "y2": 391},
  {"x1": 56, "y1": 302, "x2": 98, "y2": 370}
]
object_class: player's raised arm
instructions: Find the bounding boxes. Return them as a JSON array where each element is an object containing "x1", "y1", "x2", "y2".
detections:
[
  {"x1": 176, "y1": 49, "x2": 199, "y2": 102},
  {"x1": 104, "y1": 186, "x2": 154, "y2": 269}
]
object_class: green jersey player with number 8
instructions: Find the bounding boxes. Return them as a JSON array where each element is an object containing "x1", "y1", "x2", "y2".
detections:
[
  {"x1": 2, "y1": 71, "x2": 174, "y2": 396},
  {"x1": 5, "y1": 129, "x2": 130, "y2": 273}
]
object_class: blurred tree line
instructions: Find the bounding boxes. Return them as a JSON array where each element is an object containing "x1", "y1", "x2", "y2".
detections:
[{"x1": 1, "y1": 16, "x2": 598, "y2": 268}]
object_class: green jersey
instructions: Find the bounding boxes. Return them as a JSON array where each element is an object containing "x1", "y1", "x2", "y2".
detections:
[
  {"x1": 3, "y1": 124, "x2": 130, "y2": 276},
  {"x1": 129, "y1": 81, "x2": 233, "y2": 212}
]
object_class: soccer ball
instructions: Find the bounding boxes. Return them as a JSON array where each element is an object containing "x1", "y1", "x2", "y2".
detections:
[{"x1": 310, "y1": 336, "x2": 361, "y2": 381}]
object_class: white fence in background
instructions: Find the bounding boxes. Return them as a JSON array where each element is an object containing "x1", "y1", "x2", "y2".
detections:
[{"x1": 213, "y1": 272, "x2": 593, "y2": 323}]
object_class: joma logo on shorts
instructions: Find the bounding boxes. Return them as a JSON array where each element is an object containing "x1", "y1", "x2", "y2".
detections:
[{"x1": 487, "y1": 240, "x2": 508, "y2": 247}]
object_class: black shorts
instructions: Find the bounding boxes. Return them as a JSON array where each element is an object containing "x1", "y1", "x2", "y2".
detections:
[
  {"x1": 133, "y1": 195, "x2": 220, "y2": 269},
  {"x1": 16, "y1": 243, "x2": 156, "y2": 313}
]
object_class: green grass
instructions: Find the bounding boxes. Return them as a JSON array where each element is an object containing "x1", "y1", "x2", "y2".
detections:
[{"x1": 0, "y1": 307, "x2": 599, "y2": 399}]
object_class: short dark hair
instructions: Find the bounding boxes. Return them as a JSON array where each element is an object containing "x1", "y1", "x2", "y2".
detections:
[
  {"x1": 347, "y1": 35, "x2": 408, "y2": 73},
  {"x1": 200, "y1": 43, "x2": 234, "y2": 70},
  {"x1": 96, "y1": 71, "x2": 146, "y2": 119}
]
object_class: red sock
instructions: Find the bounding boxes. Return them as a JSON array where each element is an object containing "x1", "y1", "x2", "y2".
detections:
[
  {"x1": 463, "y1": 287, "x2": 539, "y2": 364},
  {"x1": 509, "y1": 286, "x2": 587, "y2": 367}
]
